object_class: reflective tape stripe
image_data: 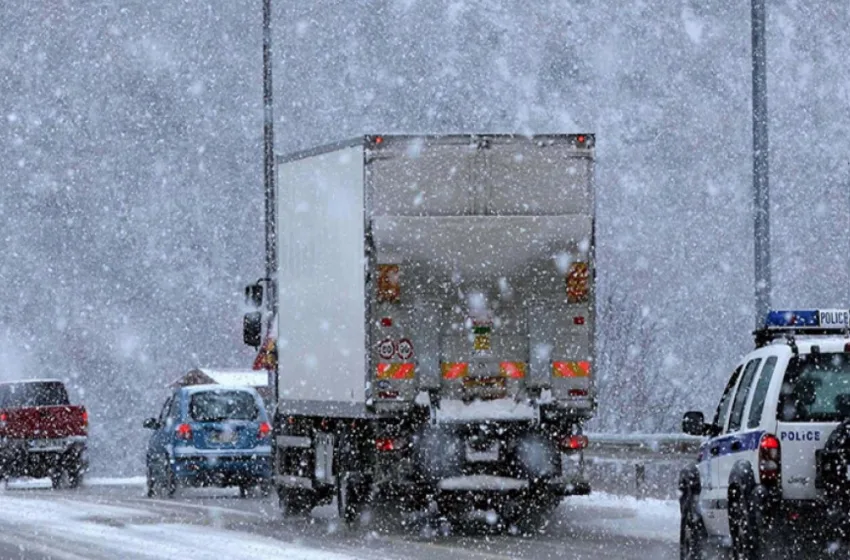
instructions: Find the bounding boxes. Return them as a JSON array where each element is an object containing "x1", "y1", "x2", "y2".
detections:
[
  {"x1": 553, "y1": 361, "x2": 591, "y2": 378},
  {"x1": 441, "y1": 362, "x2": 469, "y2": 379},
  {"x1": 499, "y1": 362, "x2": 526, "y2": 379},
  {"x1": 376, "y1": 363, "x2": 415, "y2": 379}
]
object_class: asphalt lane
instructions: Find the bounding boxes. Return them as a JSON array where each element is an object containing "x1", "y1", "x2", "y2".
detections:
[{"x1": 0, "y1": 482, "x2": 680, "y2": 560}]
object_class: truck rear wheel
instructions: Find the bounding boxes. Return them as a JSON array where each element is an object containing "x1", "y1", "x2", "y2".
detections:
[
  {"x1": 278, "y1": 487, "x2": 314, "y2": 517},
  {"x1": 337, "y1": 472, "x2": 368, "y2": 526}
]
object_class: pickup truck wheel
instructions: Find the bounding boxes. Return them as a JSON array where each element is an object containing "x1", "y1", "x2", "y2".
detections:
[
  {"x1": 67, "y1": 470, "x2": 83, "y2": 489},
  {"x1": 50, "y1": 469, "x2": 64, "y2": 490}
]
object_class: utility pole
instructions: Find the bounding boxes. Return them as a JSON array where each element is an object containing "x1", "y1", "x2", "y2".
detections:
[
  {"x1": 262, "y1": 0, "x2": 278, "y2": 404},
  {"x1": 752, "y1": 0, "x2": 771, "y2": 328}
]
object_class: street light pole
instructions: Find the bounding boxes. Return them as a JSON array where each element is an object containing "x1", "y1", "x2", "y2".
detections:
[
  {"x1": 262, "y1": 0, "x2": 278, "y2": 404},
  {"x1": 752, "y1": 0, "x2": 771, "y2": 328}
]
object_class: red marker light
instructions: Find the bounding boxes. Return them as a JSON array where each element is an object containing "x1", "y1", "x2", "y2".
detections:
[
  {"x1": 576, "y1": 135, "x2": 586, "y2": 144},
  {"x1": 381, "y1": 317, "x2": 393, "y2": 327},
  {"x1": 374, "y1": 136, "x2": 384, "y2": 144},
  {"x1": 573, "y1": 316, "x2": 585, "y2": 325},
  {"x1": 559, "y1": 434, "x2": 589, "y2": 451},
  {"x1": 375, "y1": 437, "x2": 396, "y2": 452}
]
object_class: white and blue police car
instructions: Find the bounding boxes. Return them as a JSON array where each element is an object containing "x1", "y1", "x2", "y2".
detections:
[{"x1": 679, "y1": 309, "x2": 850, "y2": 560}]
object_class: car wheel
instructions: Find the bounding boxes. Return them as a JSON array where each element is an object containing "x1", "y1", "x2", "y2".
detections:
[
  {"x1": 165, "y1": 464, "x2": 177, "y2": 498},
  {"x1": 680, "y1": 493, "x2": 707, "y2": 560},
  {"x1": 730, "y1": 486, "x2": 765, "y2": 560}
]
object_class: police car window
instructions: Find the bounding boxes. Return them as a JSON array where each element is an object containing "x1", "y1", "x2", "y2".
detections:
[
  {"x1": 747, "y1": 356, "x2": 777, "y2": 429},
  {"x1": 713, "y1": 365, "x2": 743, "y2": 431},
  {"x1": 728, "y1": 358, "x2": 762, "y2": 432},
  {"x1": 779, "y1": 353, "x2": 850, "y2": 422}
]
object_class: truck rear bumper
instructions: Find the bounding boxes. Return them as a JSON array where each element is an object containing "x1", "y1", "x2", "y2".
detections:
[{"x1": 0, "y1": 439, "x2": 86, "y2": 478}]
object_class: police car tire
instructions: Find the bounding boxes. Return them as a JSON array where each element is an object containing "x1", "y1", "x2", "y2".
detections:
[{"x1": 679, "y1": 494, "x2": 706, "y2": 560}]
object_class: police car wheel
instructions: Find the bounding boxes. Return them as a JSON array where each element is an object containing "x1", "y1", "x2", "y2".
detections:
[
  {"x1": 729, "y1": 491, "x2": 756, "y2": 560},
  {"x1": 679, "y1": 495, "x2": 706, "y2": 560}
]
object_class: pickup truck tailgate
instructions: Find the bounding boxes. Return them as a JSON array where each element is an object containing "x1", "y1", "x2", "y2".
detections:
[{"x1": 1, "y1": 406, "x2": 87, "y2": 439}]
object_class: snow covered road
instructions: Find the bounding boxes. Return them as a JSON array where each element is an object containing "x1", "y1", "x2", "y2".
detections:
[{"x1": 0, "y1": 479, "x2": 680, "y2": 559}]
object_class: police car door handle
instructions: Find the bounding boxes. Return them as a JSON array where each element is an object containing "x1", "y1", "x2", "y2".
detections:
[{"x1": 730, "y1": 440, "x2": 742, "y2": 452}]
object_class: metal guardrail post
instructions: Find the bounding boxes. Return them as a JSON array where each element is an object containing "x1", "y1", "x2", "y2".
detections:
[{"x1": 635, "y1": 463, "x2": 647, "y2": 499}]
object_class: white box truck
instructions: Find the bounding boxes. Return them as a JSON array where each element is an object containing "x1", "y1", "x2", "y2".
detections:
[{"x1": 243, "y1": 134, "x2": 596, "y2": 529}]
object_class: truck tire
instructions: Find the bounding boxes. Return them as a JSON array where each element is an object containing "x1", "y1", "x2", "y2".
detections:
[
  {"x1": 278, "y1": 487, "x2": 313, "y2": 517},
  {"x1": 337, "y1": 472, "x2": 367, "y2": 526},
  {"x1": 50, "y1": 469, "x2": 63, "y2": 490},
  {"x1": 66, "y1": 458, "x2": 85, "y2": 489}
]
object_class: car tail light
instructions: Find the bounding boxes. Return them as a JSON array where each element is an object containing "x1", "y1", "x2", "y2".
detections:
[
  {"x1": 258, "y1": 421, "x2": 271, "y2": 439},
  {"x1": 559, "y1": 434, "x2": 589, "y2": 451},
  {"x1": 375, "y1": 437, "x2": 399, "y2": 452},
  {"x1": 82, "y1": 409, "x2": 88, "y2": 426},
  {"x1": 0, "y1": 412, "x2": 6, "y2": 429},
  {"x1": 759, "y1": 433, "x2": 781, "y2": 485},
  {"x1": 175, "y1": 423, "x2": 193, "y2": 441}
]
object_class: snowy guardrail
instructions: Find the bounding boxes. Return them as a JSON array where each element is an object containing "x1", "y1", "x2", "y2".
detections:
[
  {"x1": 585, "y1": 432, "x2": 702, "y2": 458},
  {"x1": 583, "y1": 433, "x2": 703, "y2": 499}
]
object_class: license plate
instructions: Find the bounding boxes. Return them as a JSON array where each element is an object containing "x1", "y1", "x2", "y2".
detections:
[
  {"x1": 466, "y1": 442, "x2": 499, "y2": 462},
  {"x1": 29, "y1": 439, "x2": 64, "y2": 450},
  {"x1": 463, "y1": 376, "x2": 506, "y2": 390},
  {"x1": 211, "y1": 431, "x2": 237, "y2": 443}
]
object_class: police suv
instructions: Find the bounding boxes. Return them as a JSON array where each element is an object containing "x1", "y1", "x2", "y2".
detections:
[{"x1": 680, "y1": 309, "x2": 850, "y2": 560}]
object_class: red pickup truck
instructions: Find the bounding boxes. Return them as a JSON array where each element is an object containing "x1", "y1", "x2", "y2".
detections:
[{"x1": 0, "y1": 380, "x2": 88, "y2": 488}]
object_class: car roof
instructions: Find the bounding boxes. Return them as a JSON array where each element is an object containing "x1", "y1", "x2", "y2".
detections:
[
  {"x1": 763, "y1": 336, "x2": 850, "y2": 356},
  {"x1": 180, "y1": 384, "x2": 260, "y2": 397}
]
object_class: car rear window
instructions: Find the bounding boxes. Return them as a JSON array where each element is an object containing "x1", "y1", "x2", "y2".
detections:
[
  {"x1": 0, "y1": 382, "x2": 69, "y2": 408},
  {"x1": 779, "y1": 353, "x2": 850, "y2": 422},
  {"x1": 189, "y1": 391, "x2": 258, "y2": 422}
]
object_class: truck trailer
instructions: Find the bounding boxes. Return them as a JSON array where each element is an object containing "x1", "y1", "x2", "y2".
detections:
[{"x1": 243, "y1": 133, "x2": 597, "y2": 529}]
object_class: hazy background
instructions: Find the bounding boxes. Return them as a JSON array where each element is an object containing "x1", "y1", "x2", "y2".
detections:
[{"x1": 2, "y1": 1, "x2": 849, "y2": 474}]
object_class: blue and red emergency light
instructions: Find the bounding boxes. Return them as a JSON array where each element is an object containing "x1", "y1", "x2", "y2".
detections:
[{"x1": 765, "y1": 309, "x2": 850, "y2": 329}]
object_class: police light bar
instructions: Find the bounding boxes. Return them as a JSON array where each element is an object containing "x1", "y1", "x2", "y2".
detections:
[{"x1": 764, "y1": 309, "x2": 850, "y2": 330}]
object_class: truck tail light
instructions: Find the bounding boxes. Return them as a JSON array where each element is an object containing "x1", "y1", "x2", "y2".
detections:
[
  {"x1": 258, "y1": 421, "x2": 271, "y2": 439},
  {"x1": 175, "y1": 423, "x2": 193, "y2": 441},
  {"x1": 375, "y1": 437, "x2": 399, "y2": 452},
  {"x1": 559, "y1": 434, "x2": 589, "y2": 451},
  {"x1": 82, "y1": 409, "x2": 88, "y2": 427},
  {"x1": 759, "y1": 433, "x2": 781, "y2": 485}
]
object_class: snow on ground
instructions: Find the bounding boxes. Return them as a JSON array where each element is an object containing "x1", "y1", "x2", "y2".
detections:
[
  {"x1": 0, "y1": 494, "x2": 363, "y2": 560},
  {"x1": 3, "y1": 476, "x2": 146, "y2": 490},
  {"x1": 560, "y1": 491, "x2": 680, "y2": 543}
]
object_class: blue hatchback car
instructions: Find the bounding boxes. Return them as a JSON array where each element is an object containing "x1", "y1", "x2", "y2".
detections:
[{"x1": 144, "y1": 385, "x2": 272, "y2": 497}]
